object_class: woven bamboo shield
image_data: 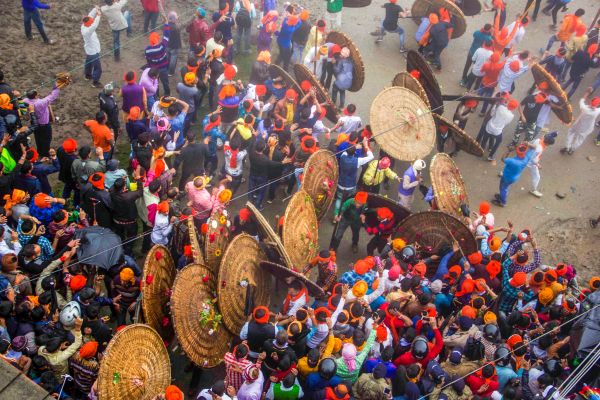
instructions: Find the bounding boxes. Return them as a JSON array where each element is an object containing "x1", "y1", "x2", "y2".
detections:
[
  {"x1": 391, "y1": 71, "x2": 430, "y2": 107},
  {"x1": 300, "y1": 150, "x2": 339, "y2": 221},
  {"x1": 406, "y1": 50, "x2": 444, "y2": 113},
  {"x1": 188, "y1": 218, "x2": 204, "y2": 264},
  {"x1": 430, "y1": 153, "x2": 470, "y2": 218},
  {"x1": 457, "y1": 0, "x2": 482, "y2": 16},
  {"x1": 260, "y1": 261, "x2": 326, "y2": 298},
  {"x1": 218, "y1": 234, "x2": 270, "y2": 334},
  {"x1": 326, "y1": 31, "x2": 365, "y2": 92},
  {"x1": 204, "y1": 209, "x2": 231, "y2": 273},
  {"x1": 269, "y1": 64, "x2": 304, "y2": 97},
  {"x1": 343, "y1": 0, "x2": 371, "y2": 7},
  {"x1": 531, "y1": 63, "x2": 573, "y2": 124},
  {"x1": 411, "y1": 0, "x2": 467, "y2": 38},
  {"x1": 395, "y1": 211, "x2": 477, "y2": 255},
  {"x1": 282, "y1": 190, "x2": 319, "y2": 269},
  {"x1": 364, "y1": 194, "x2": 412, "y2": 231},
  {"x1": 171, "y1": 263, "x2": 233, "y2": 368},
  {"x1": 293, "y1": 63, "x2": 337, "y2": 123},
  {"x1": 141, "y1": 245, "x2": 175, "y2": 341},
  {"x1": 370, "y1": 87, "x2": 436, "y2": 161},
  {"x1": 433, "y1": 113, "x2": 484, "y2": 157},
  {"x1": 245, "y1": 201, "x2": 293, "y2": 268},
  {"x1": 98, "y1": 324, "x2": 170, "y2": 400}
]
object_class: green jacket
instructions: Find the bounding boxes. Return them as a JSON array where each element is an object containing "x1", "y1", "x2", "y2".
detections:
[
  {"x1": 327, "y1": 0, "x2": 343, "y2": 14},
  {"x1": 335, "y1": 330, "x2": 376, "y2": 383}
]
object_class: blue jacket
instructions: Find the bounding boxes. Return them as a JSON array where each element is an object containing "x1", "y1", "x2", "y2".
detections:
[
  {"x1": 202, "y1": 115, "x2": 227, "y2": 156},
  {"x1": 338, "y1": 153, "x2": 359, "y2": 188},
  {"x1": 22, "y1": 0, "x2": 50, "y2": 11},
  {"x1": 277, "y1": 18, "x2": 301, "y2": 48},
  {"x1": 333, "y1": 58, "x2": 354, "y2": 91},
  {"x1": 32, "y1": 158, "x2": 60, "y2": 195},
  {"x1": 469, "y1": 30, "x2": 493, "y2": 55}
]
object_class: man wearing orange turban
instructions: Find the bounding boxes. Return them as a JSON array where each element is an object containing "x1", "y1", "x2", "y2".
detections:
[
  {"x1": 144, "y1": 22, "x2": 171, "y2": 97},
  {"x1": 330, "y1": 192, "x2": 369, "y2": 253}
]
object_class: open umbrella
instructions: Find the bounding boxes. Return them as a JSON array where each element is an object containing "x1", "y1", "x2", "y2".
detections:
[{"x1": 74, "y1": 226, "x2": 123, "y2": 270}]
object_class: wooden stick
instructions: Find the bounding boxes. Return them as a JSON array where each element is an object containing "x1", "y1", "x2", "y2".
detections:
[{"x1": 441, "y1": 217, "x2": 467, "y2": 260}]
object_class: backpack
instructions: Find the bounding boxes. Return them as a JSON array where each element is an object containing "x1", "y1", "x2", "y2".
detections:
[
  {"x1": 235, "y1": 6, "x2": 251, "y2": 28},
  {"x1": 464, "y1": 336, "x2": 485, "y2": 361}
]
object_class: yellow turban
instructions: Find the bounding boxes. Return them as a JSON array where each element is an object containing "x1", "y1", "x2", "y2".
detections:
[
  {"x1": 392, "y1": 238, "x2": 406, "y2": 252},
  {"x1": 352, "y1": 280, "x2": 368, "y2": 298}
]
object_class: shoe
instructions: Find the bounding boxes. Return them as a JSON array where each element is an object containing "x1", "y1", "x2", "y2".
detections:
[
  {"x1": 596, "y1": 140, "x2": 600, "y2": 146},
  {"x1": 491, "y1": 199, "x2": 505, "y2": 207},
  {"x1": 84, "y1": 76, "x2": 91, "y2": 81},
  {"x1": 590, "y1": 219, "x2": 598, "y2": 228},
  {"x1": 567, "y1": 149, "x2": 574, "y2": 155},
  {"x1": 494, "y1": 193, "x2": 501, "y2": 200},
  {"x1": 459, "y1": 80, "x2": 466, "y2": 87},
  {"x1": 266, "y1": 199, "x2": 273, "y2": 204},
  {"x1": 399, "y1": 47, "x2": 407, "y2": 53},
  {"x1": 91, "y1": 82, "x2": 103, "y2": 88},
  {"x1": 487, "y1": 156, "x2": 494, "y2": 162},
  {"x1": 26, "y1": 36, "x2": 33, "y2": 41},
  {"x1": 44, "y1": 39, "x2": 56, "y2": 45},
  {"x1": 530, "y1": 190, "x2": 543, "y2": 198},
  {"x1": 351, "y1": 244, "x2": 358, "y2": 254},
  {"x1": 375, "y1": 37, "x2": 383, "y2": 43},
  {"x1": 168, "y1": 73, "x2": 174, "y2": 77}
]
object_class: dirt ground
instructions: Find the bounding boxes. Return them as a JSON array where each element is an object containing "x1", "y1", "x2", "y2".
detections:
[{"x1": 2, "y1": 0, "x2": 600, "y2": 392}]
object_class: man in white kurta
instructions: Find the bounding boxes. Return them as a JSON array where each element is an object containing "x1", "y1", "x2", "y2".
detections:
[{"x1": 561, "y1": 89, "x2": 600, "y2": 154}]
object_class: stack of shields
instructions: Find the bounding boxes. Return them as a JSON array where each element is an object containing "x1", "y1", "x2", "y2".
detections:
[
  {"x1": 370, "y1": 87, "x2": 436, "y2": 161},
  {"x1": 406, "y1": 50, "x2": 444, "y2": 113},
  {"x1": 411, "y1": 0, "x2": 467, "y2": 38},
  {"x1": 391, "y1": 71, "x2": 430, "y2": 107},
  {"x1": 141, "y1": 245, "x2": 176, "y2": 341},
  {"x1": 269, "y1": 64, "x2": 304, "y2": 97},
  {"x1": 300, "y1": 149, "x2": 339, "y2": 221},
  {"x1": 203, "y1": 209, "x2": 231, "y2": 272},
  {"x1": 433, "y1": 113, "x2": 484, "y2": 157},
  {"x1": 395, "y1": 211, "x2": 477, "y2": 255},
  {"x1": 171, "y1": 263, "x2": 234, "y2": 368},
  {"x1": 188, "y1": 218, "x2": 204, "y2": 264},
  {"x1": 326, "y1": 31, "x2": 365, "y2": 92},
  {"x1": 343, "y1": 0, "x2": 371, "y2": 7},
  {"x1": 364, "y1": 194, "x2": 412, "y2": 231},
  {"x1": 293, "y1": 63, "x2": 338, "y2": 123},
  {"x1": 282, "y1": 190, "x2": 319, "y2": 270},
  {"x1": 260, "y1": 261, "x2": 326, "y2": 298},
  {"x1": 97, "y1": 324, "x2": 170, "y2": 400},
  {"x1": 245, "y1": 201, "x2": 293, "y2": 267},
  {"x1": 217, "y1": 233, "x2": 271, "y2": 334},
  {"x1": 531, "y1": 63, "x2": 573, "y2": 124},
  {"x1": 430, "y1": 153, "x2": 470, "y2": 219}
]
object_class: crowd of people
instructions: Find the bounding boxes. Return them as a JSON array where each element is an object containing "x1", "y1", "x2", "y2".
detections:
[{"x1": 0, "y1": 0, "x2": 599, "y2": 399}]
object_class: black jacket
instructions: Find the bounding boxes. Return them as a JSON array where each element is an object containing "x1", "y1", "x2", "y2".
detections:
[
  {"x1": 81, "y1": 184, "x2": 113, "y2": 228},
  {"x1": 110, "y1": 180, "x2": 143, "y2": 222},
  {"x1": 98, "y1": 92, "x2": 120, "y2": 131}
]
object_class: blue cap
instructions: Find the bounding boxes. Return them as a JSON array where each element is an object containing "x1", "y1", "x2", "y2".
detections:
[{"x1": 196, "y1": 7, "x2": 206, "y2": 17}]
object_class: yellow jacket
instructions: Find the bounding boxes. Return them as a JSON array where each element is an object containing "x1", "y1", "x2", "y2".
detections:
[
  {"x1": 362, "y1": 160, "x2": 398, "y2": 186},
  {"x1": 297, "y1": 334, "x2": 334, "y2": 377}
]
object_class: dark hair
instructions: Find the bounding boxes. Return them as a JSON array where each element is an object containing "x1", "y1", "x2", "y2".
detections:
[
  {"x1": 52, "y1": 210, "x2": 66, "y2": 223},
  {"x1": 254, "y1": 138, "x2": 266, "y2": 152},
  {"x1": 229, "y1": 135, "x2": 241, "y2": 150},
  {"x1": 244, "y1": 114, "x2": 255, "y2": 124},
  {"x1": 484, "y1": 40, "x2": 493, "y2": 48},
  {"x1": 0, "y1": 301, "x2": 13, "y2": 318},
  {"x1": 575, "y1": 8, "x2": 585, "y2": 17},
  {"x1": 148, "y1": 68, "x2": 159, "y2": 79},
  {"x1": 538, "y1": 373, "x2": 554, "y2": 388},
  {"x1": 0, "y1": 71, "x2": 3, "y2": 82},
  {"x1": 38, "y1": 291, "x2": 53, "y2": 305},
  {"x1": 79, "y1": 145, "x2": 91, "y2": 159},
  {"x1": 214, "y1": 31, "x2": 223, "y2": 43},
  {"x1": 289, "y1": 279, "x2": 304, "y2": 292},
  {"x1": 483, "y1": 23, "x2": 492, "y2": 31},
  {"x1": 21, "y1": 160, "x2": 32, "y2": 174},
  {"x1": 353, "y1": 329, "x2": 366, "y2": 347},
  {"x1": 519, "y1": 51, "x2": 530, "y2": 60},
  {"x1": 282, "y1": 372, "x2": 295, "y2": 388},
  {"x1": 31, "y1": 305, "x2": 46, "y2": 322},
  {"x1": 95, "y1": 111, "x2": 106, "y2": 123},
  {"x1": 254, "y1": 307, "x2": 266, "y2": 320},
  {"x1": 31, "y1": 355, "x2": 49, "y2": 372},
  {"x1": 0, "y1": 340, "x2": 9, "y2": 354},
  {"x1": 167, "y1": 187, "x2": 178, "y2": 199},
  {"x1": 45, "y1": 337, "x2": 63, "y2": 353},
  {"x1": 40, "y1": 371, "x2": 59, "y2": 392},
  {"x1": 149, "y1": 179, "x2": 161, "y2": 193},
  {"x1": 21, "y1": 222, "x2": 35, "y2": 238},
  {"x1": 521, "y1": 16, "x2": 529, "y2": 24},
  {"x1": 234, "y1": 344, "x2": 249, "y2": 358},
  {"x1": 381, "y1": 346, "x2": 395, "y2": 362},
  {"x1": 113, "y1": 178, "x2": 126, "y2": 192},
  {"x1": 86, "y1": 303, "x2": 100, "y2": 319},
  {"x1": 168, "y1": 104, "x2": 179, "y2": 116},
  {"x1": 418, "y1": 292, "x2": 432, "y2": 305}
]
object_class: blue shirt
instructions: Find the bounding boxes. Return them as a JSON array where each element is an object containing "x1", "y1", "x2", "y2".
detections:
[
  {"x1": 469, "y1": 30, "x2": 493, "y2": 55},
  {"x1": 497, "y1": 365, "x2": 519, "y2": 391},
  {"x1": 277, "y1": 18, "x2": 301, "y2": 48},
  {"x1": 502, "y1": 155, "x2": 531, "y2": 184},
  {"x1": 364, "y1": 359, "x2": 397, "y2": 379},
  {"x1": 169, "y1": 112, "x2": 187, "y2": 148},
  {"x1": 22, "y1": 0, "x2": 50, "y2": 11},
  {"x1": 202, "y1": 115, "x2": 227, "y2": 156}
]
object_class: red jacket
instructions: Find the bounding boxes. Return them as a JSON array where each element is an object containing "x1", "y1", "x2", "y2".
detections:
[
  {"x1": 466, "y1": 374, "x2": 499, "y2": 397},
  {"x1": 141, "y1": 0, "x2": 159, "y2": 13},
  {"x1": 393, "y1": 328, "x2": 443, "y2": 367},
  {"x1": 186, "y1": 18, "x2": 213, "y2": 47}
]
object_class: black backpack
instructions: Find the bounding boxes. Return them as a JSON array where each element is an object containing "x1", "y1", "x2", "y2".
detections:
[
  {"x1": 464, "y1": 336, "x2": 485, "y2": 361},
  {"x1": 235, "y1": 7, "x2": 251, "y2": 28}
]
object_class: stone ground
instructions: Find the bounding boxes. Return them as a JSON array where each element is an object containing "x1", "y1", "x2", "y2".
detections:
[{"x1": 1, "y1": 0, "x2": 600, "y2": 394}]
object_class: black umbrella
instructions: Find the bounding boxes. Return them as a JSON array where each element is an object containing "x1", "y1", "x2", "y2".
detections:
[{"x1": 74, "y1": 226, "x2": 123, "y2": 270}]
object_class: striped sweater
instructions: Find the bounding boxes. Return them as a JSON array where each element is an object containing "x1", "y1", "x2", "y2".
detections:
[{"x1": 144, "y1": 25, "x2": 171, "y2": 69}]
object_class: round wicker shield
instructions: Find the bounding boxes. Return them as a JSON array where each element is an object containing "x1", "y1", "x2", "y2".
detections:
[
  {"x1": 218, "y1": 234, "x2": 270, "y2": 334},
  {"x1": 171, "y1": 263, "x2": 234, "y2": 368},
  {"x1": 531, "y1": 63, "x2": 573, "y2": 124},
  {"x1": 326, "y1": 31, "x2": 365, "y2": 92},
  {"x1": 245, "y1": 201, "x2": 293, "y2": 268},
  {"x1": 406, "y1": 50, "x2": 444, "y2": 113},
  {"x1": 98, "y1": 324, "x2": 170, "y2": 400},
  {"x1": 300, "y1": 150, "x2": 339, "y2": 221},
  {"x1": 364, "y1": 194, "x2": 412, "y2": 230},
  {"x1": 269, "y1": 64, "x2": 304, "y2": 97},
  {"x1": 260, "y1": 261, "x2": 326, "y2": 298},
  {"x1": 457, "y1": 0, "x2": 482, "y2": 16},
  {"x1": 391, "y1": 71, "x2": 430, "y2": 107},
  {"x1": 293, "y1": 63, "x2": 337, "y2": 123},
  {"x1": 395, "y1": 211, "x2": 477, "y2": 255},
  {"x1": 204, "y1": 209, "x2": 231, "y2": 273},
  {"x1": 370, "y1": 87, "x2": 436, "y2": 161},
  {"x1": 141, "y1": 245, "x2": 175, "y2": 341},
  {"x1": 188, "y1": 217, "x2": 204, "y2": 264},
  {"x1": 282, "y1": 190, "x2": 319, "y2": 270},
  {"x1": 430, "y1": 153, "x2": 469, "y2": 218},
  {"x1": 343, "y1": 0, "x2": 371, "y2": 7},
  {"x1": 433, "y1": 113, "x2": 484, "y2": 157},
  {"x1": 411, "y1": 0, "x2": 467, "y2": 38}
]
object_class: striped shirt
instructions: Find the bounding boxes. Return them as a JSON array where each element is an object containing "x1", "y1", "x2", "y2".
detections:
[
  {"x1": 144, "y1": 26, "x2": 171, "y2": 69},
  {"x1": 223, "y1": 352, "x2": 255, "y2": 390},
  {"x1": 506, "y1": 240, "x2": 541, "y2": 274},
  {"x1": 69, "y1": 354, "x2": 99, "y2": 394}
]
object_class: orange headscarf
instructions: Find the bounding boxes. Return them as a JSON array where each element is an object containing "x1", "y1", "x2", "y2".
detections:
[{"x1": 3, "y1": 189, "x2": 26, "y2": 211}]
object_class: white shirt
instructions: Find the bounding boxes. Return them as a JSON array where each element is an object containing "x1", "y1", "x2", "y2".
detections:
[
  {"x1": 336, "y1": 115, "x2": 363, "y2": 133},
  {"x1": 536, "y1": 94, "x2": 559, "y2": 127},
  {"x1": 568, "y1": 98, "x2": 600, "y2": 135},
  {"x1": 100, "y1": 0, "x2": 128, "y2": 31},
  {"x1": 81, "y1": 9, "x2": 101, "y2": 55},
  {"x1": 528, "y1": 138, "x2": 544, "y2": 165},
  {"x1": 497, "y1": 55, "x2": 528, "y2": 92},
  {"x1": 236, "y1": 371, "x2": 264, "y2": 400},
  {"x1": 486, "y1": 104, "x2": 514, "y2": 136},
  {"x1": 471, "y1": 48, "x2": 493, "y2": 77},
  {"x1": 0, "y1": 239, "x2": 21, "y2": 258},
  {"x1": 303, "y1": 47, "x2": 325, "y2": 76},
  {"x1": 505, "y1": 22, "x2": 525, "y2": 49}
]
